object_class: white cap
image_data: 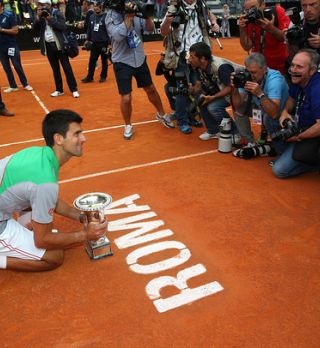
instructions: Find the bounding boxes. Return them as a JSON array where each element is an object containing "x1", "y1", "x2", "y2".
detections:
[{"x1": 38, "y1": 0, "x2": 52, "y2": 5}]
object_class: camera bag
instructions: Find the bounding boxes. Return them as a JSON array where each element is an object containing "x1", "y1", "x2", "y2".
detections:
[
  {"x1": 63, "y1": 31, "x2": 79, "y2": 59},
  {"x1": 292, "y1": 137, "x2": 320, "y2": 165}
]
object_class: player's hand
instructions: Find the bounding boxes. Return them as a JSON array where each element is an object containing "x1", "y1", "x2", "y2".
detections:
[{"x1": 85, "y1": 219, "x2": 108, "y2": 241}]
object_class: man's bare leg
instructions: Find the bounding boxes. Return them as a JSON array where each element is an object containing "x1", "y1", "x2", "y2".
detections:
[
  {"x1": 6, "y1": 250, "x2": 64, "y2": 272},
  {"x1": 120, "y1": 93, "x2": 132, "y2": 125}
]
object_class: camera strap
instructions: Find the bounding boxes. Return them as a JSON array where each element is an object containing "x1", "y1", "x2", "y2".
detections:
[{"x1": 293, "y1": 91, "x2": 305, "y2": 124}]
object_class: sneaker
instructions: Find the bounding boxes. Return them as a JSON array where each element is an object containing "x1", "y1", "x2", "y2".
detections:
[
  {"x1": 81, "y1": 77, "x2": 93, "y2": 83},
  {"x1": 24, "y1": 85, "x2": 33, "y2": 91},
  {"x1": 156, "y1": 113, "x2": 175, "y2": 128},
  {"x1": 179, "y1": 124, "x2": 192, "y2": 134},
  {"x1": 73, "y1": 91, "x2": 80, "y2": 98},
  {"x1": 188, "y1": 119, "x2": 203, "y2": 128},
  {"x1": 199, "y1": 131, "x2": 219, "y2": 141},
  {"x1": 4, "y1": 87, "x2": 18, "y2": 93},
  {"x1": 169, "y1": 112, "x2": 176, "y2": 121},
  {"x1": 51, "y1": 91, "x2": 64, "y2": 97},
  {"x1": 123, "y1": 124, "x2": 133, "y2": 140}
]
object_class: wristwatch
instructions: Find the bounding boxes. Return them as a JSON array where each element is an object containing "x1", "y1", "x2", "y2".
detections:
[{"x1": 257, "y1": 93, "x2": 266, "y2": 101}]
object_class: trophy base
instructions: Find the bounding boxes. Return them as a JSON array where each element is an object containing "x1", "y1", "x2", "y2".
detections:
[{"x1": 85, "y1": 236, "x2": 113, "y2": 260}]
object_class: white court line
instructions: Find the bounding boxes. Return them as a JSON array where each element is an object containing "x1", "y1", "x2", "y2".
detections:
[
  {"x1": 59, "y1": 150, "x2": 218, "y2": 184},
  {"x1": 0, "y1": 119, "x2": 159, "y2": 148},
  {"x1": 31, "y1": 90, "x2": 50, "y2": 114}
]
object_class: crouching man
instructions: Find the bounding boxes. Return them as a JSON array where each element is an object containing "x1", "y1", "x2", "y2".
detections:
[
  {"x1": 0, "y1": 109, "x2": 107, "y2": 271},
  {"x1": 272, "y1": 49, "x2": 320, "y2": 178}
]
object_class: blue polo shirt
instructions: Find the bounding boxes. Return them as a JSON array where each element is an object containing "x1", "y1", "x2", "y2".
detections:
[
  {"x1": 0, "y1": 10, "x2": 17, "y2": 49},
  {"x1": 289, "y1": 73, "x2": 320, "y2": 129}
]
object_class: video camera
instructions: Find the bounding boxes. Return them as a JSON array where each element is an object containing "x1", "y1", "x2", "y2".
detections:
[
  {"x1": 233, "y1": 70, "x2": 252, "y2": 88},
  {"x1": 104, "y1": 0, "x2": 155, "y2": 18},
  {"x1": 271, "y1": 119, "x2": 300, "y2": 141},
  {"x1": 244, "y1": 7, "x2": 273, "y2": 24},
  {"x1": 168, "y1": 70, "x2": 189, "y2": 96}
]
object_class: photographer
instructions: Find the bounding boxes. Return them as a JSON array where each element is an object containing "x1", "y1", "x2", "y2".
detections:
[
  {"x1": 272, "y1": 49, "x2": 320, "y2": 178},
  {"x1": 160, "y1": 0, "x2": 219, "y2": 134},
  {"x1": 33, "y1": 0, "x2": 79, "y2": 98},
  {"x1": 105, "y1": 0, "x2": 173, "y2": 140},
  {"x1": 231, "y1": 53, "x2": 289, "y2": 153},
  {"x1": 81, "y1": 0, "x2": 111, "y2": 83},
  {"x1": 287, "y1": 0, "x2": 320, "y2": 57},
  {"x1": 188, "y1": 42, "x2": 239, "y2": 140},
  {"x1": 239, "y1": 0, "x2": 290, "y2": 74}
]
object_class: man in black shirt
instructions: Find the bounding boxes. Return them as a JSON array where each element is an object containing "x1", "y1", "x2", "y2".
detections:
[{"x1": 81, "y1": 0, "x2": 111, "y2": 83}]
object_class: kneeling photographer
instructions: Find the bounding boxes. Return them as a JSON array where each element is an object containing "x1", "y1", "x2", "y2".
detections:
[
  {"x1": 188, "y1": 42, "x2": 240, "y2": 141},
  {"x1": 231, "y1": 52, "x2": 289, "y2": 154},
  {"x1": 81, "y1": 0, "x2": 111, "y2": 83},
  {"x1": 272, "y1": 49, "x2": 320, "y2": 179}
]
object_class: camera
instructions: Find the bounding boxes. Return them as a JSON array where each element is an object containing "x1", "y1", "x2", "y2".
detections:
[
  {"x1": 233, "y1": 70, "x2": 252, "y2": 88},
  {"x1": 104, "y1": 0, "x2": 154, "y2": 18},
  {"x1": 82, "y1": 41, "x2": 93, "y2": 51},
  {"x1": 167, "y1": 1, "x2": 188, "y2": 29},
  {"x1": 285, "y1": 7, "x2": 302, "y2": 26},
  {"x1": 286, "y1": 26, "x2": 306, "y2": 46},
  {"x1": 234, "y1": 144, "x2": 276, "y2": 159},
  {"x1": 168, "y1": 71, "x2": 189, "y2": 96},
  {"x1": 40, "y1": 8, "x2": 50, "y2": 17},
  {"x1": 271, "y1": 119, "x2": 300, "y2": 141},
  {"x1": 244, "y1": 7, "x2": 263, "y2": 23}
]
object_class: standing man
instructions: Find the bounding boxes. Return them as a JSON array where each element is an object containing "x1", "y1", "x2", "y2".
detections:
[
  {"x1": 160, "y1": 0, "x2": 220, "y2": 134},
  {"x1": 81, "y1": 0, "x2": 110, "y2": 83},
  {"x1": 105, "y1": 1, "x2": 173, "y2": 140},
  {"x1": 272, "y1": 49, "x2": 320, "y2": 178},
  {"x1": 0, "y1": 109, "x2": 108, "y2": 271},
  {"x1": 0, "y1": 88, "x2": 14, "y2": 116},
  {"x1": 0, "y1": 0, "x2": 32, "y2": 93},
  {"x1": 239, "y1": 0, "x2": 290, "y2": 74},
  {"x1": 33, "y1": 0, "x2": 80, "y2": 98}
]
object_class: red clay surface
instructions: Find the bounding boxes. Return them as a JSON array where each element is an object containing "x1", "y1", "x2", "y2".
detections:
[{"x1": 1, "y1": 39, "x2": 320, "y2": 348}]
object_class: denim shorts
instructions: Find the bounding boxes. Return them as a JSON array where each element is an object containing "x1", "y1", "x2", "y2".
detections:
[{"x1": 113, "y1": 58, "x2": 153, "y2": 95}]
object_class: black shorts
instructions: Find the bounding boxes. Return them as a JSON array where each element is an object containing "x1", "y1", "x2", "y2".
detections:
[{"x1": 113, "y1": 58, "x2": 153, "y2": 95}]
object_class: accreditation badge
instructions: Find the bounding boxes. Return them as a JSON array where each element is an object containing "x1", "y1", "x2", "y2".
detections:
[
  {"x1": 8, "y1": 47, "x2": 15, "y2": 56},
  {"x1": 252, "y1": 108, "x2": 262, "y2": 125}
]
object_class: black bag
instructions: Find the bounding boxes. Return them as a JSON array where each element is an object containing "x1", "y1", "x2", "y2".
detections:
[
  {"x1": 64, "y1": 31, "x2": 79, "y2": 58},
  {"x1": 292, "y1": 137, "x2": 320, "y2": 165}
]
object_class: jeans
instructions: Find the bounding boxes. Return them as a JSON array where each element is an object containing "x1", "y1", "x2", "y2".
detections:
[
  {"x1": 272, "y1": 142, "x2": 319, "y2": 178},
  {"x1": 0, "y1": 46, "x2": 28, "y2": 88},
  {"x1": 164, "y1": 83, "x2": 176, "y2": 110},
  {"x1": 200, "y1": 97, "x2": 230, "y2": 134},
  {"x1": 87, "y1": 43, "x2": 109, "y2": 80},
  {"x1": 234, "y1": 104, "x2": 286, "y2": 153}
]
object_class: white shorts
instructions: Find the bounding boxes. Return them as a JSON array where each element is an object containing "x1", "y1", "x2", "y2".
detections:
[{"x1": 0, "y1": 218, "x2": 46, "y2": 260}]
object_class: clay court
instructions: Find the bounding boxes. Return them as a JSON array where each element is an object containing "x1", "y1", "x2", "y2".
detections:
[{"x1": 1, "y1": 38, "x2": 320, "y2": 347}]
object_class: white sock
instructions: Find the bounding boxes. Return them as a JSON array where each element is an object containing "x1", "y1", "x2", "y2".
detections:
[{"x1": 0, "y1": 256, "x2": 7, "y2": 269}]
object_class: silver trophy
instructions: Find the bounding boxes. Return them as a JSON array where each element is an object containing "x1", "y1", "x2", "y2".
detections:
[{"x1": 73, "y1": 192, "x2": 113, "y2": 260}]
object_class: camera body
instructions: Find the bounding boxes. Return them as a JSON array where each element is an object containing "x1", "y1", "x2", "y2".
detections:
[
  {"x1": 168, "y1": 70, "x2": 189, "y2": 96},
  {"x1": 105, "y1": 0, "x2": 154, "y2": 18},
  {"x1": 286, "y1": 26, "x2": 306, "y2": 46},
  {"x1": 244, "y1": 7, "x2": 273, "y2": 24},
  {"x1": 233, "y1": 70, "x2": 252, "y2": 88},
  {"x1": 169, "y1": 1, "x2": 188, "y2": 29},
  {"x1": 271, "y1": 119, "x2": 300, "y2": 141}
]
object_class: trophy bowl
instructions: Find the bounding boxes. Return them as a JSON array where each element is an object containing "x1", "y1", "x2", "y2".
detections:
[{"x1": 73, "y1": 192, "x2": 113, "y2": 260}]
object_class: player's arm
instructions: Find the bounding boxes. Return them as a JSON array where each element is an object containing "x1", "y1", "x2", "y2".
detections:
[{"x1": 55, "y1": 198, "x2": 81, "y2": 221}]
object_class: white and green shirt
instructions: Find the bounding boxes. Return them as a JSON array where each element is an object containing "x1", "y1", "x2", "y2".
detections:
[{"x1": 0, "y1": 146, "x2": 59, "y2": 233}]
